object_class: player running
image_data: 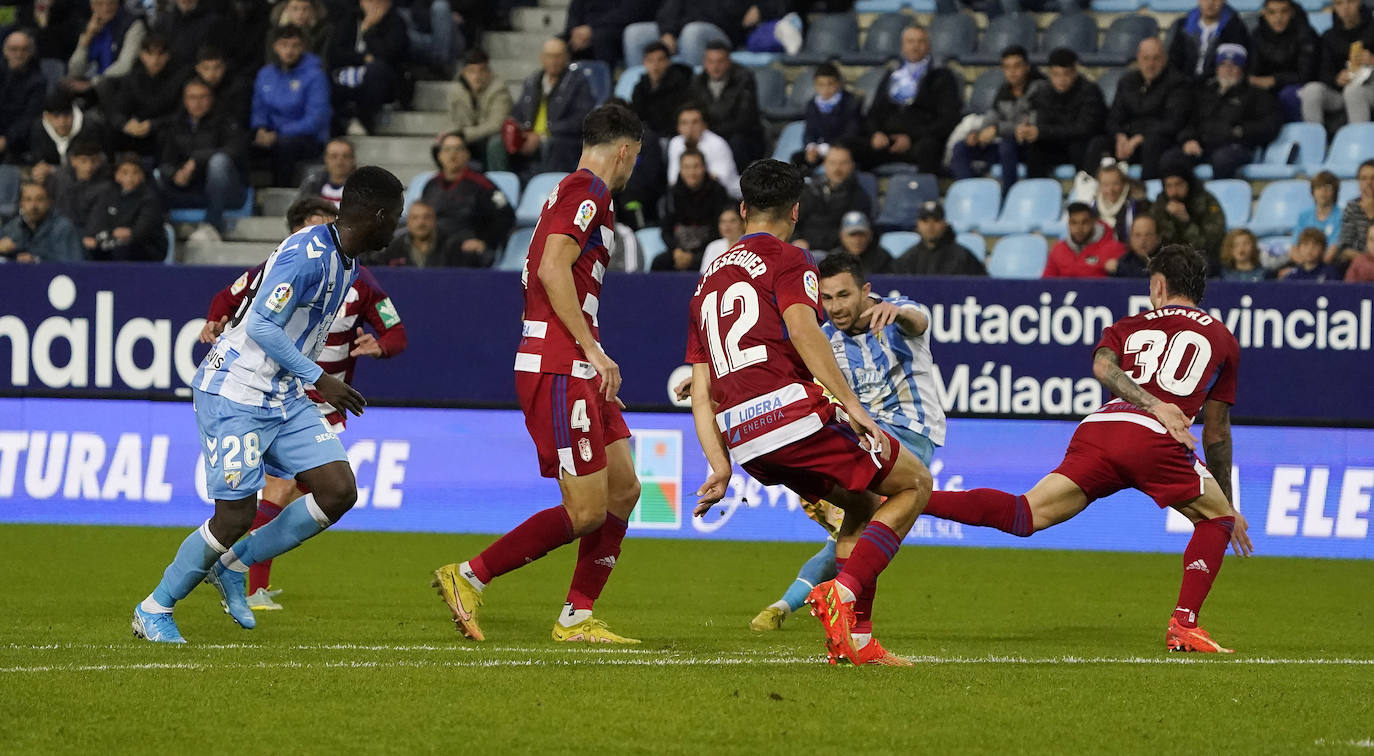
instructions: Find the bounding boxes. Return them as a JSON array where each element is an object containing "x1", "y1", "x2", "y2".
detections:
[
  {"x1": 687, "y1": 159, "x2": 934, "y2": 666},
  {"x1": 132, "y1": 167, "x2": 404, "y2": 643},
  {"x1": 197, "y1": 197, "x2": 408, "y2": 611},
  {"x1": 922, "y1": 244, "x2": 1253, "y2": 653},
  {"x1": 432, "y1": 103, "x2": 645, "y2": 644}
]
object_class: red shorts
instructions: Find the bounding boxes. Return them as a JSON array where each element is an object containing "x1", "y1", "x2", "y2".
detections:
[
  {"x1": 741, "y1": 406, "x2": 900, "y2": 503},
  {"x1": 516, "y1": 371, "x2": 631, "y2": 479},
  {"x1": 1051, "y1": 414, "x2": 1213, "y2": 508}
]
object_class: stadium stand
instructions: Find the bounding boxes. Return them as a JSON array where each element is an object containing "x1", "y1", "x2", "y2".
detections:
[{"x1": 986, "y1": 233, "x2": 1050, "y2": 278}]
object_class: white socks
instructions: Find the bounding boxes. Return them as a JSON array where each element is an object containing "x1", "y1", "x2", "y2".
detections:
[
  {"x1": 769, "y1": 600, "x2": 791, "y2": 615},
  {"x1": 834, "y1": 581, "x2": 857, "y2": 603},
  {"x1": 140, "y1": 595, "x2": 173, "y2": 615},
  {"x1": 458, "y1": 561, "x2": 486, "y2": 592},
  {"x1": 852, "y1": 633, "x2": 872, "y2": 649},
  {"x1": 558, "y1": 603, "x2": 592, "y2": 628}
]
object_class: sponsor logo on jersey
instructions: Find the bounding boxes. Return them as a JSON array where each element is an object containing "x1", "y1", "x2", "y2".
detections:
[
  {"x1": 546, "y1": 185, "x2": 559, "y2": 208},
  {"x1": 578, "y1": 437, "x2": 592, "y2": 462},
  {"x1": 229, "y1": 272, "x2": 249, "y2": 295},
  {"x1": 375, "y1": 298, "x2": 401, "y2": 327},
  {"x1": 574, "y1": 199, "x2": 597, "y2": 232},
  {"x1": 224, "y1": 470, "x2": 241, "y2": 489},
  {"x1": 804, "y1": 270, "x2": 819, "y2": 303},
  {"x1": 265, "y1": 283, "x2": 293, "y2": 313}
]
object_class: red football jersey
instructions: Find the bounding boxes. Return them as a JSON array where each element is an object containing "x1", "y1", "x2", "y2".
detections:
[
  {"x1": 1092, "y1": 305, "x2": 1240, "y2": 421},
  {"x1": 516, "y1": 169, "x2": 615, "y2": 376},
  {"x1": 685, "y1": 232, "x2": 830, "y2": 463}
]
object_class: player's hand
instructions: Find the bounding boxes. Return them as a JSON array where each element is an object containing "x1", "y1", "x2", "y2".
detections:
[
  {"x1": 842, "y1": 402, "x2": 888, "y2": 459},
  {"x1": 694, "y1": 466, "x2": 732, "y2": 513},
  {"x1": 673, "y1": 376, "x2": 693, "y2": 401},
  {"x1": 857, "y1": 301, "x2": 900, "y2": 333},
  {"x1": 587, "y1": 346, "x2": 621, "y2": 403},
  {"x1": 350, "y1": 327, "x2": 383, "y2": 357},
  {"x1": 1229, "y1": 510, "x2": 1254, "y2": 557},
  {"x1": 314, "y1": 373, "x2": 366, "y2": 417},
  {"x1": 199, "y1": 315, "x2": 228, "y2": 343},
  {"x1": 1150, "y1": 402, "x2": 1196, "y2": 451}
]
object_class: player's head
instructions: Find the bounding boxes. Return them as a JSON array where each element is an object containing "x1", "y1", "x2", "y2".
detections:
[
  {"x1": 337, "y1": 165, "x2": 404, "y2": 252},
  {"x1": 1147, "y1": 243, "x2": 1208, "y2": 308},
  {"x1": 817, "y1": 252, "x2": 871, "y2": 334},
  {"x1": 286, "y1": 196, "x2": 339, "y2": 233},
  {"x1": 739, "y1": 159, "x2": 804, "y2": 234},
  {"x1": 581, "y1": 102, "x2": 642, "y2": 192}
]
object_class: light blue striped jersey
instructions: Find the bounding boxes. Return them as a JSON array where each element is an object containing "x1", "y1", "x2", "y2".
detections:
[
  {"x1": 193, "y1": 224, "x2": 359, "y2": 409},
  {"x1": 822, "y1": 296, "x2": 946, "y2": 446}
]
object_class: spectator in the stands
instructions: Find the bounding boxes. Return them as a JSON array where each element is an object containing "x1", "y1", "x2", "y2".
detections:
[
  {"x1": 654, "y1": 148, "x2": 730, "y2": 272},
  {"x1": 1299, "y1": 0, "x2": 1371, "y2": 130},
  {"x1": 285, "y1": 195, "x2": 338, "y2": 233},
  {"x1": 158, "y1": 78, "x2": 248, "y2": 241},
  {"x1": 1293, "y1": 170, "x2": 1341, "y2": 248},
  {"x1": 1089, "y1": 38, "x2": 1190, "y2": 179},
  {"x1": 667, "y1": 102, "x2": 740, "y2": 198},
  {"x1": 795, "y1": 63, "x2": 863, "y2": 171},
  {"x1": 1113, "y1": 214, "x2": 1161, "y2": 277},
  {"x1": 65, "y1": 0, "x2": 146, "y2": 97},
  {"x1": 1022, "y1": 48, "x2": 1104, "y2": 178},
  {"x1": 1278, "y1": 226, "x2": 1342, "y2": 280},
  {"x1": 830, "y1": 211, "x2": 891, "y2": 275},
  {"x1": 1249, "y1": 0, "x2": 1317, "y2": 122},
  {"x1": 892, "y1": 201, "x2": 986, "y2": 276},
  {"x1": 1345, "y1": 224, "x2": 1374, "y2": 281},
  {"x1": 449, "y1": 49, "x2": 513, "y2": 171},
  {"x1": 1168, "y1": 0, "x2": 1250, "y2": 80},
  {"x1": 793, "y1": 145, "x2": 870, "y2": 252},
  {"x1": 1151, "y1": 157, "x2": 1227, "y2": 267},
  {"x1": 153, "y1": 0, "x2": 225, "y2": 70},
  {"x1": 1331, "y1": 158, "x2": 1374, "y2": 273},
  {"x1": 950, "y1": 44, "x2": 1040, "y2": 194},
  {"x1": 27, "y1": 90, "x2": 107, "y2": 183},
  {"x1": 0, "y1": 182, "x2": 83, "y2": 263},
  {"x1": 419, "y1": 130, "x2": 515, "y2": 268},
  {"x1": 14, "y1": 0, "x2": 84, "y2": 64},
  {"x1": 1218, "y1": 228, "x2": 1269, "y2": 281},
  {"x1": 82, "y1": 152, "x2": 166, "y2": 262},
  {"x1": 508, "y1": 37, "x2": 595, "y2": 176},
  {"x1": 852, "y1": 26, "x2": 960, "y2": 175},
  {"x1": 253, "y1": 25, "x2": 331, "y2": 186},
  {"x1": 699, "y1": 205, "x2": 744, "y2": 272},
  {"x1": 564, "y1": 0, "x2": 653, "y2": 65},
  {"x1": 1163, "y1": 44, "x2": 1279, "y2": 180},
  {"x1": 374, "y1": 199, "x2": 443, "y2": 265},
  {"x1": 329, "y1": 0, "x2": 408, "y2": 136},
  {"x1": 655, "y1": 0, "x2": 792, "y2": 55},
  {"x1": 297, "y1": 137, "x2": 355, "y2": 204},
  {"x1": 1092, "y1": 160, "x2": 1150, "y2": 244},
  {"x1": 196, "y1": 46, "x2": 250, "y2": 124},
  {"x1": 630, "y1": 41, "x2": 693, "y2": 139},
  {"x1": 689, "y1": 41, "x2": 764, "y2": 169},
  {"x1": 272, "y1": 0, "x2": 333, "y2": 64},
  {"x1": 46, "y1": 138, "x2": 113, "y2": 227},
  {"x1": 106, "y1": 34, "x2": 183, "y2": 156},
  {"x1": 0, "y1": 30, "x2": 47, "y2": 164},
  {"x1": 1043, "y1": 202, "x2": 1125, "y2": 278}
]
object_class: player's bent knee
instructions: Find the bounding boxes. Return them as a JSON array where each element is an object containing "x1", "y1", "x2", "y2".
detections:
[
  {"x1": 610, "y1": 479, "x2": 641, "y2": 514},
  {"x1": 565, "y1": 503, "x2": 608, "y2": 536},
  {"x1": 211, "y1": 497, "x2": 258, "y2": 541}
]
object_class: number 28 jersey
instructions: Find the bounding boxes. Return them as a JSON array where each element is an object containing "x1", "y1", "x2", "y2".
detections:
[
  {"x1": 1092, "y1": 305, "x2": 1240, "y2": 421},
  {"x1": 685, "y1": 232, "x2": 830, "y2": 464}
]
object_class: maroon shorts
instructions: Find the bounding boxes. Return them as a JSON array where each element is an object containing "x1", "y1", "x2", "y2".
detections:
[
  {"x1": 1051, "y1": 414, "x2": 1213, "y2": 508},
  {"x1": 516, "y1": 371, "x2": 631, "y2": 479},
  {"x1": 741, "y1": 406, "x2": 900, "y2": 503}
]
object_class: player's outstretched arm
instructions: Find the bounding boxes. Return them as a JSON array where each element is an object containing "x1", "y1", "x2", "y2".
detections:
[
  {"x1": 782, "y1": 303, "x2": 887, "y2": 457},
  {"x1": 537, "y1": 234, "x2": 620, "y2": 401},
  {"x1": 689, "y1": 363, "x2": 732, "y2": 514},
  {"x1": 1091, "y1": 347, "x2": 1196, "y2": 451}
]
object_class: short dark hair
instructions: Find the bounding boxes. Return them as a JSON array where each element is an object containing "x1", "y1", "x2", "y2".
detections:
[
  {"x1": 1310, "y1": 170, "x2": 1339, "y2": 191},
  {"x1": 19, "y1": 180, "x2": 48, "y2": 198},
  {"x1": 1359, "y1": 159, "x2": 1374, "y2": 175},
  {"x1": 196, "y1": 44, "x2": 225, "y2": 63},
  {"x1": 817, "y1": 250, "x2": 865, "y2": 285},
  {"x1": 326, "y1": 136, "x2": 354, "y2": 153},
  {"x1": 70, "y1": 139, "x2": 104, "y2": 158},
  {"x1": 582, "y1": 102, "x2": 642, "y2": 146},
  {"x1": 272, "y1": 24, "x2": 305, "y2": 43},
  {"x1": 703, "y1": 40, "x2": 731, "y2": 54},
  {"x1": 141, "y1": 33, "x2": 169, "y2": 52},
  {"x1": 42, "y1": 89, "x2": 72, "y2": 114},
  {"x1": 1148, "y1": 244, "x2": 1208, "y2": 304},
  {"x1": 642, "y1": 41, "x2": 669, "y2": 59},
  {"x1": 184, "y1": 77, "x2": 212, "y2": 95},
  {"x1": 462, "y1": 48, "x2": 489, "y2": 66},
  {"x1": 679, "y1": 147, "x2": 705, "y2": 166},
  {"x1": 1067, "y1": 201, "x2": 1097, "y2": 218},
  {"x1": 286, "y1": 196, "x2": 339, "y2": 232},
  {"x1": 340, "y1": 165, "x2": 403, "y2": 215},
  {"x1": 814, "y1": 62, "x2": 842, "y2": 81},
  {"x1": 1297, "y1": 226, "x2": 1327, "y2": 247},
  {"x1": 113, "y1": 152, "x2": 143, "y2": 171},
  {"x1": 1001, "y1": 44, "x2": 1029, "y2": 61},
  {"x1": 740, "y1": 159, "x2": 804, "y2": 219},
  {"x1": 676, "y1": 101, "x2": 706, "y2": 124},
  {"x1": 1047, "y1": 47, "x2": 1078, "y2": 67}
]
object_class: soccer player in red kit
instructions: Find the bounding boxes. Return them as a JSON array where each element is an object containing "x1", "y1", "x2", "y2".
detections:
[
  {"x1": 923, "y1": 244, "x2": 1254, "y2": 652},
  {"x1": 687, "y1": 160, "x2": 934, "y2": 666},
  {"x1": 432, "y1": 103, "x2": 645, "y2": 644}
]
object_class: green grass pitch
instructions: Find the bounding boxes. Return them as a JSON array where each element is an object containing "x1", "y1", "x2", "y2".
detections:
[{"x1": 2, "y1": 524, "x2": 1371, "y2": 754}]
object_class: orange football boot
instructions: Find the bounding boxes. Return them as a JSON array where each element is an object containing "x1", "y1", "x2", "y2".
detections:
[
  {"x1": 1166, "y1": 617, "x2": 1234, "y2": 653},
  {"x1": 851, "y1": 638, "x2": 915, "y2": 666},
  {"x1": 806, "y1": 580, "x2": 859, "y2": 664}
]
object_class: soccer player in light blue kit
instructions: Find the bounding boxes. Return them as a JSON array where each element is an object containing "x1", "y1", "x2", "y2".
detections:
[
  {"x1": 749, "y1": 252, "x2": 947, "y2": 631},
  {"x1": 132, "y1": 166, "x2": 404, "y2": 643}
]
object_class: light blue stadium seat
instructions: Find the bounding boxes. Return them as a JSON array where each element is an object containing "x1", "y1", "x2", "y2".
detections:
[
  {"x1": 163, "y1": 223, "x2": 177, "y2": 264},
  {"x1": 753, "y1": 67, "x2": 788, "y2": 114},
  {"x1": 987, "y1": 233, "x2": 1049, "y2": 279},
  {"x1": 855, "y1": 0, "x2": 904, "y2": 10},
  {"x1": 677, "y1": 22, "x2": 730, "y2": 66},
  {"x1": 945, "y1": 178, "x2": 1001, "y2": 233},
  {"x1": 979, "y1": 178, "x2": 1062, "y2": 235},
  {"x1": 857, "y1": 172, "x2": 878, "y2": 205},
  {"x1": 1229, "y1": 0, "x2": 1262, "y2": 10},
  {"x1": 1095, "y1": 67, "x2": 1127, "y2": 107},
  {"x1": 844, "y1": 12, "x2": 910, "y2": 66},
  {"x1": 1090, "y1": 0, "x2": 1142, "y2": 10},
  {"x1": 1339, "y1": 179, "x2": 1359, "y2": 206},
  {"x1": 1243, "y1": 122, "x2": 1326, "y2": 179},
  {"x1": 785, "y1": 12, "x2": 859, "y2": 65},
  {"x1": 500, "y1": 227, "x2": 535, "y2": 271},
  {"x1": 966, "y1": 13, "x2": 1037, "y2": 66},
  {"x1": 1308, "y1": 11, "x2": 1332, "y2": 35},
  {"x1": 1315, "y1": 123, "x2": 1374, "y2": 178},
  {"x1": 730, "y1": 51, "x2": 780, "y2": 67},
  {"x1": 763, "y1": 67, "x2": 816, "y2": 121},
  {"x1": 515, "y1": 172, "x2": 569, "y2": 227},
  {"x1": 879, "y1": 231, "x2": 920, "y2": 258},
  {"x1": 1205, "y1": 179, "x2": 1253, "y2": 228},
  {"x1": 614, "y1": 65, "x2": 644, "y2": 102},
  {"x1": 1083, "y1": 15, "x2": 1159, "y2": 67},
  {"x1": 39, "y1": 58, "x2": 65, "y2": 92},
  {"x1": 622, "y1": 22, "x2": 659, "y2": 67},
  {"x1": 635, "y1": 227, "x2": 667, "y2": 265},
  {"x1": 968, "y1": 68, "x2": 1005, "y2": 116},
  {"x1": 1053, "y1": 164, "x2": 1077, "y2": 180},
  {"x1": 0, "y1": 164, "x2": 20, "y2": 219},
  {"x1": 1146, "y1": 178, "x2": 1163, "y2": 199},
  {"x1": 1034, "y1": 13, "x2": 1097, "y2": 65},
  {"x1": 875, "y1": 172, "x2": 939, "y2": 231},
  {"x1": 403, "y1": 169, "x2": 436, "y2": 216},
  {"x1": 856, "y1": 67, "x2": 888, "y2": 113},
  {"x1": 772, "y1": 121, "x2": 806, "y2": 161},
  {"x1": 168, "y1": 186, "x2": 255, "y2": 225},
  {"x1": 930, "y1": 12, "x2": 977, "y2": 64},
  {"x1": 1147, "y1": 0, "x2": 1195, "y2": 11},
  {"x1": 486, "y1": 170, "x2": 520, "y2": 209},
  {"x1": 1248, "y1": 180, "x2": 1315, "y2": 236},
  {"x1": 569, "y1": 60, "x2": 610, "y2": 104},
  {"x1": 957, "y1": 231, "x2": 987, "y2": 261}
]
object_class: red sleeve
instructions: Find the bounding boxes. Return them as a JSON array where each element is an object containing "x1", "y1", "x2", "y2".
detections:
[
  {"x1": 206, "y1": 263, "x2": 264, "y2": 321},
  {"x1": 773, "y1": 252, "x2": 822, "y2": 322},
  {"x1": 356, "y1": 267, "x2": 407, "y2": 358},
  {"x1": 1095, "y1": 321, "x2": 1123, "y2": 360},
  {"x1": 685, "y1": 305, "x2": 707, "y2": 364},
  {"x1": 1205, "y1": 330, "x2": 1240, "y2": 406},
  {"x1": 541, "y1": 173, "x2": 606, "y2": 250}
]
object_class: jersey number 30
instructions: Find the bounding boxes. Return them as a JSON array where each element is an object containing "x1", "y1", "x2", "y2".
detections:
[
  {"x1": 1123, "y1": 329, "x2": 1213, "y2": 395},
  {"x1": 701, "y1": 282, "x2": 768, "y2": 376}
]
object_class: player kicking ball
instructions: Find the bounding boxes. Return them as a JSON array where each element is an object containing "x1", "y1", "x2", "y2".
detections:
[
  {"x1": 432, "y1": 104, "x2": 644, "y2": 644},
  {"x1": 688, "y1": 160, "x2": 934, "y2": 666},
  {"x1": 131, "y1": 167, "x2": 404, "y2": 643},
  {"x1": 921, "y1": 244, "x2": 1254, "y2": 652}
]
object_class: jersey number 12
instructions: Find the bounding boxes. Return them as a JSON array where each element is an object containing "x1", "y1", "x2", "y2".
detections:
[{"x1": 701, "y1": 282, "x2": 768, "y2": 376}]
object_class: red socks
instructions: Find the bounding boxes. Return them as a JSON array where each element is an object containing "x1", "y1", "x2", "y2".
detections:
[
  {"x1": 924, "y1": 489, "x2": 1034, "y2": 537},
  {"x1": 1173, "y1": 516, "x2": 1234, "y2": 628},
  {"x1": 566, "y1": 513, "x2": 628, "y2": 611},
  {"x1": 835, "y1": 522, "x2": 899, "y2": 612},
  {"x1": 470, "y1": 506, "x2": 575, "y2": 585},
  {"x1": 247, "y1": 500, "x2": 282, "y2": 593}
]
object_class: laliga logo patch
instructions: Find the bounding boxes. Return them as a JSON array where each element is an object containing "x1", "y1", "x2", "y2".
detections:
[
  {"x1": 265, "y1": 282, "x2": 293, "y2": 313},
  {"x1": 574, "y1": 199, "x2": 597, "y2": 232},
  {"x1": 804, "y1": 270, "x2": 819, "y2": 303},
  {"x1": 545, "y1": 185, "x2": 559, "y2": 209},
  {"x1": 229, "y1": 272, "x2": 249, "y2": 295},
  {"x1": 578, "y1": 437, "x2": 593, "y2": 462}
]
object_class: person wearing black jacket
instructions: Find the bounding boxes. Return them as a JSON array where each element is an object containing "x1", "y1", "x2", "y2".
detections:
[
  {"x1": 1249, "y1": 0, "x2": 1318, "y2": 122},
  {"x1": 689, "y1": 42, "x2": 765, "y2": 167},
  {"x1": 1167, "y1": 0, "x2": 1251, "y2": 80},
  {"x1": 1162, "y1": 44, "x2": 1279, "y2": 180},
  {"x1": 653, "y1": 148, "x2": 730, "y2": 271},
  {"x1": 105, "y1": 35, "x2": 185, "y2": 157},
  {"x1": 45, "y1": 139, "x2": 114, "y2": 229},
  {"x1": 509, "y1": 38, "x2": 595, "y2": 175},
  {"x1": 82, "y1": 153, "x2": 167, "y2": 262},
  {"x1": 418, "y1": 131, "x2": 515, "y2": 268},
  {"x1": 630, "y1": 42, "x2": 693, "y2": 137},
  {"x1": 0, "y1": 30, "x2": 47, "y2": 164},
  {"x1": 152, "y1": 0, "x2": 226, "y2": 70},
  {"x1": 892, "y1": 202, "x2": 986, "y2": 276},
  {"x1": 26, "y1": 91, "x2": 109, "y2": 183},
  {"x1": 794, "y1": 145, "x2": 871, "y2": 252},
  {"x1": 1021, "y1": 48, "x2": 1104, "y2": 176},
  {"x1": 828, "y1": 211, "x2": 892, "y2": 275},
  {"x1": 795, "y1": 63, "x2": 863, "y2": 170},
  {"x1": 158, "y1": 79, "x2": 249, "y2": 236},
  {"x1": 329, "y1": 0, "x2": 409, "y2": 135},
  {"x1": 1298, "y1": 0, "x2": 1371, "y2": 128},
  {"x1": 850, "y1": 26, "x2": 960, "y2": 174},
  {"x1": 564, "y1": 0, "x2": 654, "y2": 65},
  {"x1": 194, "y1": 46, "x2": 251, "y2": 125},
  {"x1": 1087, "y1": 38, "x2": 1190, "y2": 179}
]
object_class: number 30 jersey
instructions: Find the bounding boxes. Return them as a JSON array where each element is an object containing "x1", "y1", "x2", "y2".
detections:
[
  {"x1": 685, "y1": 232, "x2": 831, "y2": 464},
  {"x1": 1092, "y1": 305, "x2": 1240, "y2": 422}
]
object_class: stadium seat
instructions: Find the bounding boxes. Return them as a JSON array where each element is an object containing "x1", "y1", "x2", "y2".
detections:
[
  {"x1": 0, "y1": 164, "x2": 20, "y2": 220},
  {"x1": 763, "y1": 68, "x2": 816, "y2": 121},
  {"x1": 500, "y1": 227, "x2": 535, "y2": 271},
  {"x1": 622, "y1": 22, "x2": 659, "y2": 67},
  {"x1": 1095, "y1": 67, "x2": 1127, "y2": 107},
  {"x1": 168, "y1": 186, "x2": 255, "y2": 225},
  {"x1": 965, "y1": 13, "x2": 1037, "y2": 66},
  {"x1": 614, "y1": 65, "x2": 644, "y2": 102},
  {"x1": 854, "y1": 0, "x2": 904, "y2": 10},
  {"x1": 957, "y1": 231, "x2": 987, "y2": 261},
  {"x1": 772, "y1": 121, "x2": 806, "y2": 161},
  {"x1": 879, "y1": 231, "x2": 920, "y2": 258},
  {"x1": 1340, "y1": 179, "x2": 1359, "y2": 206},
  {"x1": 843, "y1": 12, "x2": 910, "y2": 66},
  {"x1": 945, "y1": 178, "x2": 1001, "y2": 233},
  {"x1": 635, "y1": 227, "x2": 667, "y2": 265},
  {"x1": 930, "y1": 12, "x2": 977, "y2": 64},
  {"x1": 1146, "y1": 178, "x2": 1163, "y2": 200},
  {"x1": 486, "y1": 170, "x2": 520, "y2": 209},
  {"x1": 163, "y1": 223, "x2": 176, "y2": 264},
  {"x1": 39, "y1": 58, "x2": 65, "y2": 92},
  {"x1": 1205, "y1": 179, "x2": 1253, "y2": 228},
  {"x1": 968, "y1": 69, "x2": 1005, "y2": 117},
  {"x1": 677, "y1": 22, "x2": 730, "y2": 66},
  {"x1": 1241, "y1": 122, "x2": 1326, "y2": 179},
  {"x1": 403, "y1": 169, "x2": 435, "y2": 216},
  {"x1": 1314, "y1": 123, "x2": 1374, "y2": 178},
  {"x1": 1248, "y1": 180, "x2": 1315, "y2": 236},
  {"x1": 1090, "y1": 0, "x2": 1142, "y2": 10},
  {"x1": 1308, "y1": 11, "x2": 1332, "y2": 35},
  {"x1": 987, "y1": 233, "x2": 1049, "y2": 279},
  {"x1": 1229, "y1": 0, "x2": 1263, "y2": 10},
  {"x1": 569, "y1": 61, "x2": 610, "y2": 104},
  {"x1": 515, "y1": 172, "x2": 569, "y2": 226},
  {"x1": 857, "y1": 171, "x2": 879, "y2": 204},
  {"x1": 753, "y1": 67, "x2": 788, "y2": 113},
  {"x1": 979, "y1": 178, "x2": 1063, "y2": 235},
  {"x1": 875, "y1": 172, "x2": 939, "y2": 232},
  {"x1": 1083, "y1": 15, "x2": 1159, "y2": 67},
  {"x1": 730, "y1": 51, "x2": 780, "y2": 67},
  {"x1": 1147, "y1": 0, "x2": 1196, "y2": 12},
  {"x1": 856, "y1": 66, "x2": 888, "y2": 112},
  {"x1": 785, "y1": 12, "x2": 859, "y2": 65},
  {"x1": 1034, "y1": 13, "x2": 1097, "y2": 65}
]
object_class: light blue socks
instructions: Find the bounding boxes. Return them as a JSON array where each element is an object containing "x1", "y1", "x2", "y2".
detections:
[{"x1": 779, "y1": 539, "x2": 839, "y2": 612}]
